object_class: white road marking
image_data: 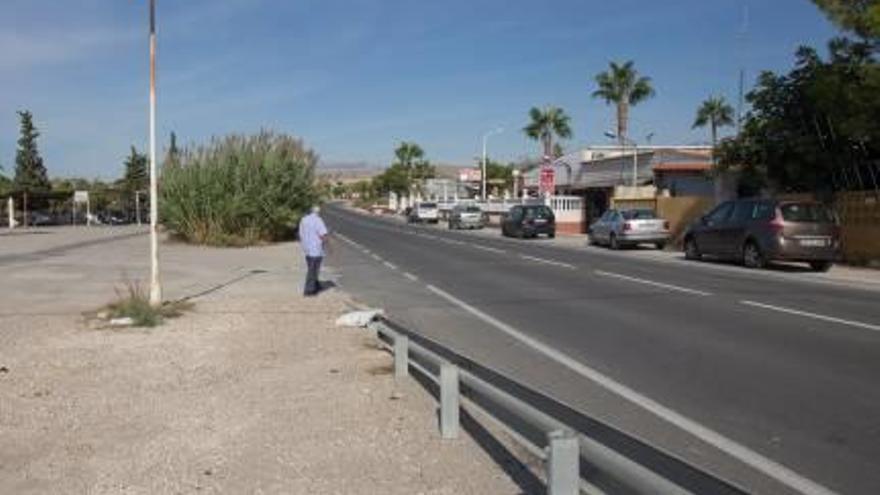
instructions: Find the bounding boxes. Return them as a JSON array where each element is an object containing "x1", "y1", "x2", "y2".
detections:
[
  {"x1": 470, "y1": 244, "x2": 506, "y2": 254},
  {"x1": 741, "y1": 300, "x2": 880, "y2": 332},
  {"x1": 383, "y1": 261, "x2": 398, "y2": 270},
  {"x1": 424, "y1": 283, "x2": 837, "y2": 495},
  {"x1": 403, "y1": 272, "x2": 419, "y2": 282},
  {"x1": 520, "y1": 255, "x2": 576, "y2": 270},
  {"x1": 370, "y1": 254, "x2": 382, "y2": 261},
  {"x1": 594, "y1": 270, "x2": 712, "y2": 297},
  {"x1": 441, "y1": 238, "x2": 466, "y2": 246}
]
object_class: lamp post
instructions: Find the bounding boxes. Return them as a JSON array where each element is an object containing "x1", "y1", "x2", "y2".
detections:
[
  {"x1": 604, "y1": 132, "x2": 639, "y2": 188},
  {"x1": 481, "y1": 127, "x2": 504, "y2": 201},
  {"x1": 148, "y1": 0, "x2": 162, "y2": 307},
  {"x1": 512, "y1": 169, "x2": 520, "y2": 202}
]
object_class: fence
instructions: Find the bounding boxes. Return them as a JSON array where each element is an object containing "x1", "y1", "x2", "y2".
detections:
[
  {"x1": 835, "y1": 191, "x2": 880, "y2": 265},
  {"x1": 369, "y1": 317, "x2": 748, "y2": 495}
]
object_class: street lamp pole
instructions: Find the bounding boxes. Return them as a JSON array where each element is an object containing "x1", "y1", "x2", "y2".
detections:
[
  {"x1": 604, "y1": 132, "x2": 639, "y2": 188},
  {"x1": 148, "y1": 0, "x2": 162, "y2": 307},
  {"x1": 481, "y1": 127, "x2": 503, "y2": 202}
]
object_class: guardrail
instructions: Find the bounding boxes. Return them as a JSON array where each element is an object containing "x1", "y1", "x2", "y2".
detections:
[{"x1": 368, "y1": 317, "x2": 749, "y2": 495}]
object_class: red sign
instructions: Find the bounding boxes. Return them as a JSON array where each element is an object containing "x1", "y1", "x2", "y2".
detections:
[{"x1": 539, "y1": 166, "x2": 555, "y2": 195}]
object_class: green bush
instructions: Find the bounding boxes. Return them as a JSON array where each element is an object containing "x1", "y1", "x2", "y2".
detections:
[{"x1": 160, "y1": 131, "x2": 318, "y2": 246}]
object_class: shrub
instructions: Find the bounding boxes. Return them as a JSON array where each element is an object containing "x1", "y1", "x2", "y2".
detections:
[
  {"x1": 160, "y1": 131, "x2": 318, "y2": 246},
  {"x1": 103, "y1": 281, "x2": 191, "y2": 328}
]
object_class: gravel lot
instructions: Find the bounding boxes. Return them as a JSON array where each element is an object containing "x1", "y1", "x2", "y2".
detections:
[{"x1": 0, "y1": 227, "x2": 526, "y2": 494}]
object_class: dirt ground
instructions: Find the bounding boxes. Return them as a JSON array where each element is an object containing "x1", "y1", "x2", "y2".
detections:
[{"x1": 0, "y1": 229, "x2": 525, "y2": 494}]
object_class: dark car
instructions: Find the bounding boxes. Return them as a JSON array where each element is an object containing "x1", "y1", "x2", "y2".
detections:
[
  {"x1": 501, "y1": 205, "x2": 555, "y2": 239},
  {"x1": 683, "y1": 199, "x2": 840, "y2": 271}
]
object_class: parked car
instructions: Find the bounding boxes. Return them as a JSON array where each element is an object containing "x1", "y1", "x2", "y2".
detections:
[
  {"x1": 588, "y1": 208, "x2": 670, "y2": 250},
  {"x1": 501, "y1": 205, "x2": 555, "y2": 239},
  {"x1": 683, "y1": 199, "x2": 840, "y2": 272},
  {"x1": 448, "y1": 204, "x2": 486, "y2": 230},
  {"x1": 407, "y1": 202, "x2": 440, "y2": 224},
  {"x1": 26, "y1": 211, "x2": 54, "y2": 226}
]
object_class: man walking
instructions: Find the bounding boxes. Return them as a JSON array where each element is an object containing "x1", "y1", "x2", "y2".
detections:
[{"x1": 298, "y1": 205, "x2": 328, "y2": 297}]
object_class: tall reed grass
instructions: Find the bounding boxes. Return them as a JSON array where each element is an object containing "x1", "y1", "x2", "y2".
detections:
[{"x1": 161, "y1": 131, "x2": 318, "y2": 246}]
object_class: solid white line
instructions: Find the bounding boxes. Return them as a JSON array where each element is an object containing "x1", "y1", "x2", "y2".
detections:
[
  {"x1": 403, "y1": 272, "x2": 419, "y2": 282},
  {"x1": 470, "y1": 244, "x2": 506, "y2": 254},
  {"x1": 594, "y1": 270, "x2": 712, "y2": 297},
  {"x1": 741, "y1": 300, "x2": 880, "y2": 332},
  {"x1": 370, "y1": 253, "x2": 382, "y2": 261},
  {"x1": 383, "y1": 261, "x2": 398, "y2": 270},
  {"x1": 520, "y1": 255, "x2": 576, "y2": 270},
  {"x1": 424, "y1": 284, "x2": 836, "y2": 495}
]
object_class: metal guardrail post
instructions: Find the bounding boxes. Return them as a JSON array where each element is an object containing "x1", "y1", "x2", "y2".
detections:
[
  {"x1": 394, "y1": 335, "x2": 409, "y2": 379},
  {"x1": 440, "y1": 363, "x2": 460, "y2": 439},
  {"x1": 547, "y1": 430, "x2": 579, "y2": 495}
]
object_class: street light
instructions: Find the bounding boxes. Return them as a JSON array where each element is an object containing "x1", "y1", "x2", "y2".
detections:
[
  {"x1": 512, "y1": 169, "x2": 521, "y2": 201},
  {"x1": 147, "y1": 0, "x2": 162, "y2": 307},
  {"x1": 604, "y1": 132, "x2": 639, "y2": 188},
  {"x1": 481, "y1": 127, "x2": 504, "y2": 201}
]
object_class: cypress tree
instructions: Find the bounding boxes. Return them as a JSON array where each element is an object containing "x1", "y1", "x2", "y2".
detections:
[{"x1": 14, "y1": 110, "x2": 50, "y2": 225}]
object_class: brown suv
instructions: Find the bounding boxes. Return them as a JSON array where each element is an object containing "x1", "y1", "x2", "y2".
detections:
[{"x1": 683, "y1": 199, "x2": 840, "y2": 272}]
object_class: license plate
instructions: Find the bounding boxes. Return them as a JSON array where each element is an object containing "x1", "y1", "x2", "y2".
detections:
[
  {"x1": 534, "y1": 219, "x2": 547, "y2": 224},
  {"x1": 799, "y1": 239, "x2": 827, "y2": 247}
]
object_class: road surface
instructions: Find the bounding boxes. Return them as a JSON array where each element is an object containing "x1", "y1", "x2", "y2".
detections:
[{"x1": 323, "y1": 204, "x2": 880, "y2": 495}]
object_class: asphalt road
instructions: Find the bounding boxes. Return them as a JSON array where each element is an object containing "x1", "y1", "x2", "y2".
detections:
[{"x1": 323, "y1": 204, "x2": 880, "y2": 495}]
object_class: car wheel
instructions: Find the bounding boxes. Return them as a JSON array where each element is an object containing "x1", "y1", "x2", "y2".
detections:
[
  {"x1": 655, "y1": 242, "x2": 666, "y2": 250},
  {"x1": 742, "y1": 241, "x2": 766, "y2": 269},
  {"x1": 684, "y1": 237, "x2": 701, "y2": 260},
  {"x1": 609, "y1": 233, "x2": 620, "y2": 250},
  {"x1": 809, "y1": 261, "x2": 833, "y2": 272},
  {"x1": 548, "y1": 231, "x2": 556, "y2": 239}
]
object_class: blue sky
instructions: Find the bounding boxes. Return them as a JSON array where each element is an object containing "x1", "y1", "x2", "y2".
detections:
[{"x1": 0, "y1": 0, "x2": 841, "y2": 179}]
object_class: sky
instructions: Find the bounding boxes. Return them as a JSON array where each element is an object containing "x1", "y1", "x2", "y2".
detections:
[{"x1": 0, "y1": 0, "x2": 842, "y2": 179}]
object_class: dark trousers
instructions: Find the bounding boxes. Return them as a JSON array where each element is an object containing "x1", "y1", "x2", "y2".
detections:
[{"x1": 304, "y1": 256, "x2": 323, "y2": 295}]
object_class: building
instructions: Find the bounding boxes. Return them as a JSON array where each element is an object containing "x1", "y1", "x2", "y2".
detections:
[{"x1": 522, "y1": 146, "x2": 714, "y2": 228}]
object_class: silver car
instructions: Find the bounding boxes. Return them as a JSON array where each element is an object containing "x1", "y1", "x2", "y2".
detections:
[
  {"x1": 588, "y1": 208, "x2": 670, "y2": 250},
  {"x1": 448, "y1": 204, "x2": 485, "y2": 229}
]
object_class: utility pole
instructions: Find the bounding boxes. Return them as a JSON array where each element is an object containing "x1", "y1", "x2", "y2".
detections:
[
  {"x1": 148, "y1": 0, "x2": 162, "y2": 306},
  {"x1": 481, "y1": 127, "x2": 503, "y2": 202}
]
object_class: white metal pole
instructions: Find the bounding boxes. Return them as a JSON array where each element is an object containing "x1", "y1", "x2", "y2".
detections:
[
  {"x1": 86, "y1": 198, "x2": 92, "y2": 226},
  {"x1": 148, "y1": 0, "x2": 162, "y2": 307},
  {"x1": 135, "y1": 191, "x2": 141, "y2": 226},
  {"x1": 632, "y1": 141, "x2": 638, "y2": 188},
  {"x1": 7, "y1": 197, "x2": 14, "y2": 229},
  {"x1": 481, "y1": 134, "x2": 488, "y2": 202}
]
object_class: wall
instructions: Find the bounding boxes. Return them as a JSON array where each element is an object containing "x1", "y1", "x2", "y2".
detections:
[
  {"x1": 835, "y1": 191, "x2": 880, "y2": 265},
  {"x1": 656, "y1": 196, "x2": 716, "y2": 245}
]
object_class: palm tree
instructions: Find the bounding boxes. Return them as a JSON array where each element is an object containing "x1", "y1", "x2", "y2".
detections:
[
  {"x1": 692, "y1": 96, "x2": 735, "y2": 159},
  {"x1": 592, "y1": 61, "x2": 655, "y2": 146},
  {"x1": 523, "y1": 106, "x2": 573, "y2": 159}
]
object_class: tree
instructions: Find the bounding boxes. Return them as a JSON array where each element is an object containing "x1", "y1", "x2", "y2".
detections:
[
  {"x1": 120, "y1": 146, "x2": 148, "y2": 218},
  {"x1": 165, "y1": 131, "x2": 180, "y2": 167},
  {"x1": 377, "y1": 141, "x2": 435, "y2": 195},
  {"x1": 523, "y1": 106, "x2": 573, "y2": 159},
  {"x1": 592, "y1": 61, "x2": 655, "y2": 145},
  {"x1": 812, "y1": 0, "x2": 880, "y2": 39},
  {"x1": 14, "y1": 110, "x2": 51, "y2": 226},
  {"x1": 693, "y1": 96, "x2": 736, "y2": 157},
  {"x1": 716, "y1": 37, "x2": 880, "y2": 195}
]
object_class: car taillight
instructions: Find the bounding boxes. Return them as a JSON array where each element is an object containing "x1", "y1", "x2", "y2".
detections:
[{"x1": 623, "y1": 222, "x2": 633, "y2": 232}]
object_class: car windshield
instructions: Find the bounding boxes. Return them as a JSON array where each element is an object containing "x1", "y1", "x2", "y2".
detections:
[
  {"x1": 464, "y1": 206, "x2": 481, "y2": 213},
  {"x1": 622, "y1": 209, "x2": 657, "y2": 220},
  {"x1": 420, "y1": 203, "x2": 437, "y2": 209},
  {"x1": 780, "y1": 203, "x2": 835, "y2": 223},
  {"x1": 525, "y1": 206, "x2": 553, "y2": 219}
]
